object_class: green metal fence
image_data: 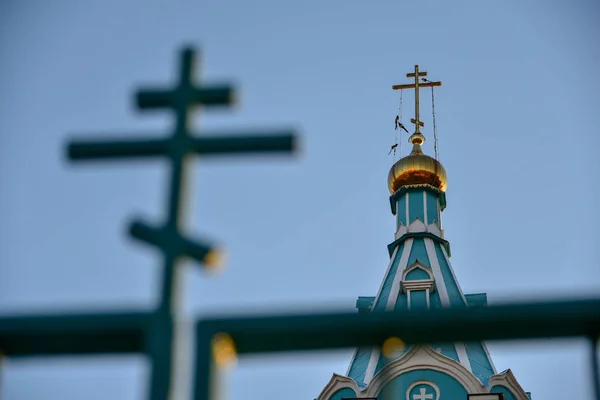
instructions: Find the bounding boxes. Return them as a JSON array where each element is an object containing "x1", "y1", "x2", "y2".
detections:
[{"x1": 0, "y1": 47, "x2": 598, "y2": 400}]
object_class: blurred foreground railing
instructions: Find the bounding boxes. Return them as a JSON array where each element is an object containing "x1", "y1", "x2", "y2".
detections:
[{"x1": 193, "y1": 297, "x2": 600, "y2": 400}]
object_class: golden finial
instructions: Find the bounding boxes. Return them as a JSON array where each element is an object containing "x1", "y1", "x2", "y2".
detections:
[{"x1": 392, "y1": 65, "x2": 442, "y2": 150}]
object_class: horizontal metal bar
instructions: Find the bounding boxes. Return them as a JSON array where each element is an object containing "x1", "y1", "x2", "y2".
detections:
[
  {"x1": 392, "y1": 82, "x2": 442, "y2": 90},
  {"x1": 197, "y1": 298, "x2": 600, "y2": 355},
  {"x1": 66, "y1": 132, "x2": 297, "y2": 163},
  {"x1": 129, "y1": 220, "x2": 164, "y2": 248},
  {"x1": 0, "y1": 311, "x2": 155, "y2": 357},
  {"x1": 189, "y1": 133, "x2": 296, "y2": 155},
  {"x1": 406, "y1": 72, "x2": 427, "y2": 77},
  {"x1": 67, "y1": 138, "x2": 169, "y2": 160},
  {"x1": 136, "y1": 86, "x2": 234, "y2": 109}
]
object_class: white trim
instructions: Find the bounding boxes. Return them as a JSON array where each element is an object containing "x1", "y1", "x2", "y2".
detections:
[
  {"x1": 437, "y1": 196, "x2": 441, "y2": 227},
  {"x1": 440, "y1": 239, "x2": 497, "y2": 374},
  {"x1": 372, "y1": 246, "x2": 400, "y2": 309},
  {"x1": 396, "y1": 223, "x2": 408, "y2": 239},
  {"x1": 455, "y1": 342, "x2": 473, "y2": 373},
  {"x1": 488, "y1": 369, "x2": 530, "y2": 400},
  {"x1": 316, "y1": 373, "x2": 360, "y2": 400},
  {"x1": 402, "y1": 262, "x2": 434, "y2": 281},
  {"x1": 402, "y1": 279, "x2": 435, "y2": 293},
  {"x1": 426, "y1": 222, "x2": 442, "y2": 238},
  {"x1": 423, "y1": 191, "x2": 428, "y2": 225},
  {"x1": 386, "y1": 238, "x2": 414, "y2": 311},
  {"x1": 363, "y1": 347, "x2": 381, "y2": 385},
  {"x1": 345, "y1": 348, "x2": 359, "y2": 376},
  {"x1": 480, "y1": 342, "x2": 497, "y2": 374},
  {"x1": 409, "y1": 218, "x2": 426, "y2": 232},
  {"x1": 364, "y1": 345, "x2": 485, "y2": 397},
  {"x1": 439, "y1": 243, "x2": 468, "y2": 306},
  {"x1": 407, "y1": 288, "x2": 431, "y2": 310},
  {"x1": 424, "y1": 238, "x2": 450, "y2": 306}
]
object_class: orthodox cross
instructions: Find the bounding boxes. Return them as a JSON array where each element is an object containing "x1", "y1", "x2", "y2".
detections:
[
  {"x1": 0, "y1": 46, "x2": 297, "y2": 400},
  {"x1": 392, "y1": 65, "x2": 442, "y2": 135}
]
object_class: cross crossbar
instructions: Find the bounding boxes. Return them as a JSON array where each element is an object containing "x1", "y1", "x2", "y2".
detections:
[
  {"x1": 68, "y1": 133, "x2": 295, "y2": 160},
  {"x1": 0, "y1": 311, "x2": 153, "y2": 356}
]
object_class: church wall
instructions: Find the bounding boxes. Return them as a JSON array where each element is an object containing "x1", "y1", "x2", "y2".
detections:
[
  {"x1": 377, "y1": 369, "x2": 468, "y2": 399},
  {"x1": 426, "y1": 191, "x2": 439, "y2": 224},
  {"x1": 434, "y1": 242, "x2": 466, "y2": 308},
  {"x1": 397, "y1": 195, "x2": 407, "y2": 226},
  {"x1": 395, "y1": 188, "x2": 443, "y2": 230},
  {"x1": 373, "y1": 243, "x2": 404, "y2": 311},
  {"x1": 490, "y1": 385, "x2": 517, "y2": 400},
  {"x1": 465, "y1": 342, "x2": 495, "y2": 386},
  {"x1": 348, "y1": 347, "x2": 372, "y2": 387},
  {"x1": 407, "y1": 239, "x2": 430, "y2": 266},
  {"x1": 429, "y1": 343, "x2": 460, "y2": 363},
  {"x1": 408, "y1": 191, "x2": 424, "y2": 223},
  {"x1": 329, "y1": 387, "x2": 357, "y2": 400}
]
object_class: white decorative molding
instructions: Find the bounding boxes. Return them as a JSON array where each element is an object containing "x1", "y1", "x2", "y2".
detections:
[
  {"x1": 410, "y1": 218, "x2": 427, "y2": 232},
  {"x1": 372, "y1": 246, "x2": 400, "y2": 310},
  {"x1": 345, "y1": 348, "x2": 359, "y2": 377},
  {"x1": 427, "y1": 222, "x2": 442, "y2": 237},
  {"x1": 346, "y1": 244, "x2": 400, "y2": 378},
  {"x1": 364, "y1": 345, "x2": 486, "y2": 397},
  {"x1": 387, "y1": 238, "x2": 414, "y2": 311},
  {"x1": 439, "y1": 243, "x2": 469, "y2": 306},
  {"x1": 454, "y1": 342, "x2": 473, "y2": 374},
  {"x1": 317, "y1": 373, "x2": 360, "y2": 400},
  {"x1": 363, "y1": 347, "x2": 381, "y2": 386},
  {"x1": 396, "y1": 223, "x2": 408, "y2": 239},
  {"x1": 402, "y1": 280, "x2": 435, "y2": 292},
  {"x1": 424, "y1": 238, "x2": 450, "y2": 307},
  {"x1": 488, "y1": 369, "x2": 530, "y2": 400},
  {"x1": 395, "y1": 219, "x2": 444, "y2": 240},
  {"x1": 480, "y1": 342, "x2": 497, "y2": 375},
  {"x1": 402, "y1": 261, "x2": 434, "y2": 281}
]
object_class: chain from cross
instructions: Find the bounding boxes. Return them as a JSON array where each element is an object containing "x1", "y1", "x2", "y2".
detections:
[
  {"x1": 0, "y1": 46, "x2": 297, "y2": 400},
  {"x1": 392, "y1": 65, "x2": 442, "y2": 136}
]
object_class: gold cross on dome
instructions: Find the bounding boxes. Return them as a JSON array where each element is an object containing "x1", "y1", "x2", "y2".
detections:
[{"x1": 392, "y1": 65, "x2": 442, "y2": 134}]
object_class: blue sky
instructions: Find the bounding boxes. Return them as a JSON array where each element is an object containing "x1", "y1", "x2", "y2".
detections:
[{"x1": 1, "y1": 1, "x2": 599, "y2": 399}]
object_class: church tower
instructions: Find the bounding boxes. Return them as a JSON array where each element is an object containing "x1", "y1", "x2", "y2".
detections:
[{"x1": 317, "y1": 66, "x2": 531, "y2": 400}]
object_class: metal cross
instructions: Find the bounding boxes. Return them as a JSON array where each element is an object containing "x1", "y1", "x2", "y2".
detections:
[
  {"x1": 68, "y1": 47, "x2": 296, "y2": 314},
  {"x1": 0, "y1": 46, "x2": 297, "y2": 400},
  {"x1": 392, "y1": 65, "x2": 442, "y2": 135}
]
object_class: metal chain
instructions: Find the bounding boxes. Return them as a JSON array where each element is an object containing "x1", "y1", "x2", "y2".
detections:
[{"x1": 431, "y1": 86, "x2": 439, "y2": 161}]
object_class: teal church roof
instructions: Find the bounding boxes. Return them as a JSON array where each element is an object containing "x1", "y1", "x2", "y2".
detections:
[{"x1": 317, "y1": 184, "x2": 531, "y2": 400}]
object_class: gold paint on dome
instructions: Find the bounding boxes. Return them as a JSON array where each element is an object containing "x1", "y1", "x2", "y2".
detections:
[
  {"x1": 387, "y1": 143, "x2": 447, "y2": 193},
  {"x1": 389, "y1": 64, "x2": 446, "y2": 194}
]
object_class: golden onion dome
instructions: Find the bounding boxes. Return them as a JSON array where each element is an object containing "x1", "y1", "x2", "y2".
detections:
[{"x1": 388, "y1": 133, "x2": 447, "y2": 193}]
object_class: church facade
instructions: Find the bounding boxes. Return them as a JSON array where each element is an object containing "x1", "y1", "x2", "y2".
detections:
[{"x1": 317, "y1": 67, "x2": 531, "y2": 400}]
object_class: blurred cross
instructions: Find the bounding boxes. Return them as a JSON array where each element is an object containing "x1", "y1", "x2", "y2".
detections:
[{"x1": 0, "y1": 46, "x2": 297, "y2": 400}]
